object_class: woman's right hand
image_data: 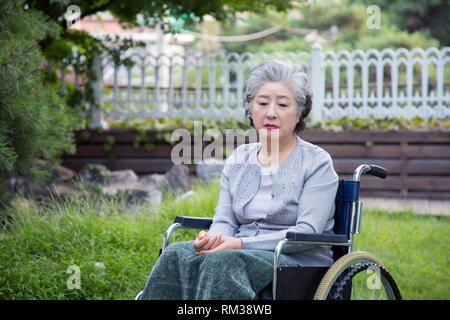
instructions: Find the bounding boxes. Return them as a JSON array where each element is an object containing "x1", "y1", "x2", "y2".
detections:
[{"x1": 193, "y1": 231, "x2": 222, "y2": 253}]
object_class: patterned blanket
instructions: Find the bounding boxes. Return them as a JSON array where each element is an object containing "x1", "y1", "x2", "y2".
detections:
[{"x1": 140, "y1": 240, "x2": 299, "y2": 300}]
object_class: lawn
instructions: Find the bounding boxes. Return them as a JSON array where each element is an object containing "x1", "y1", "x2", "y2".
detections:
[{"x1": 0, "y1": 179, "x2": 448, "y2": 300}]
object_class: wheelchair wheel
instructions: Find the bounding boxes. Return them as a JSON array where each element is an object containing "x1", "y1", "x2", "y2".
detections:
[{"x1": 314, "y1": 251, "x2": 402, "y2": 300}]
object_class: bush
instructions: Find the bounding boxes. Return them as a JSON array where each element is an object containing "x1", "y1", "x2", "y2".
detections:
[
  {"x1": 0, "y1": 0, "x2": 83, "y2": 208},
  {"x1": 109, "y1": 116, "x2": 449, "y2": 145}
]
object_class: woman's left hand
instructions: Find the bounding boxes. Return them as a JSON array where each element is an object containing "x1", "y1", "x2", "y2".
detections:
[{"x1": 195, "y1": 236, "x2": 243, "y2": 256}]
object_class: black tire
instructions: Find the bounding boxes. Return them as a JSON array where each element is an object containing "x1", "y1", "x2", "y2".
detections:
[
  {"x1": 314, "y1": 251, "x2": 402, "y2": 300},
  {"x1": 330, "y1": 262, "x2": 402, "y2": 300}
]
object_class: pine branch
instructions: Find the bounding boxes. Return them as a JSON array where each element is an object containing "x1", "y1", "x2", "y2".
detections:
[
  {"x1": 4, "y1": 11, "x2": 54, "y2": 35},
  {"x1": 1, "y1": 44, "x2": 38, "y2": 67},
  {"x1": 0, "y1": 32, "x2": 6, "y2": 45},
  {"x1": 0, "y1": 101, "x2": 40, "y2": 118},
  {"x1": 18, "y1": 68, "x2": 41, "y2": 81}
]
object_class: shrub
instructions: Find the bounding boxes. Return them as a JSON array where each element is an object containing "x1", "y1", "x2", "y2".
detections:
[{"x1": 0, "y1": 0, "x2": 83, "y2": 208}]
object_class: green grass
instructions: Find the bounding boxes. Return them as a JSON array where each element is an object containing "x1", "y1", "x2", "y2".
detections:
[
  {"x1": 0, "y1": 180, "x2": 448, "y2": 300},
  {"x1": 353, "y1": 209, "x2": 450, "y2": 300}
]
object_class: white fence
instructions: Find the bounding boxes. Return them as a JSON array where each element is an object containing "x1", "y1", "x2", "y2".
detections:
[
  {"x1": 59, "y1": 43, "x2": 450, "y2": 127},
  {"x1": 321, "y1": 46, "x2": 449, "y2": 120}
]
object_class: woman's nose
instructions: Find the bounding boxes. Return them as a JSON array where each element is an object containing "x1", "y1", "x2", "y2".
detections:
[{"x1": 266, "y1": 103, "x2": 278, "y2": 118}]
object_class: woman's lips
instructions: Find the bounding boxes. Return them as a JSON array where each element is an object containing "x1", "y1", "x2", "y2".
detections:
[{"x1": 264, "y1": 125, "x2": 279, "y2": 130}]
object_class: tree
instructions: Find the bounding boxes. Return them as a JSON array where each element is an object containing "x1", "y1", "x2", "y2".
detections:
[
  {"x1": 361, "y1": 0, "x2": 449, "y2": 46},
  {"x1": 0, "y1": 0, "x2": 82, "y2": 208},
  {"x1": 28, "y1": 0, "x2": 298, "y2": 112},
  {"x1": 29, "y1": 0, "x2": 296, "y2": 52},
  {"x1": 219, "y1": 0, "x2": 440, "y2": 54}
]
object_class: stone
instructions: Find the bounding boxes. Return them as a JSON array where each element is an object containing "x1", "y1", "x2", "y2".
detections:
[
  {"x1": 78, "y1": 164, "x2": 111, "y2": 186},
  {"x1": 114, "y1": 187, "x2": 162, "y2": 207},
  {"x1": 196, "y1": 157, "x2": 225, "y2": 180},
  {"x1": 50, "y1": 165, "x2": 75, "y2": 183},
  {"x1": 5, "y1": 162, "x2": 76, "y2": 197},
  {"x1": 6, "y1": 174, "x2": 28, "y2": 195},
  {"x1": 163, "y1": 164, "x2": 191, "y2": 196},
  {"x1": 5, "y1": 161, "x2": 201, "y2": 212},
  {"x1": 104, "y1": 170, "x2": 138, "y2": 186},
  {"x1": 138, "y1": 173, "x2": 168, "y2": 189}
]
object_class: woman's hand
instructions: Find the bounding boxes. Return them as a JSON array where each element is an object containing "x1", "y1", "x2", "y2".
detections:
[
  {"x1": 195, "y1": 236, "x2": 243, "y2": 256},
  {"x1": 193, "y1": 231, "x2": 223, "y2": 253}
]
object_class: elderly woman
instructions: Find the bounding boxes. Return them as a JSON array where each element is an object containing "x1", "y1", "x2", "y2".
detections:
[{"x1": 140, "y1": 60, "x2": 339, "y2": 300}]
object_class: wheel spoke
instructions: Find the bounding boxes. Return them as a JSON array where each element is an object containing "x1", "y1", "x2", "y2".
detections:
[
  {"x1": 370, "y1": 287, "x2": 376, "y2": 300},
  {"x1": 333, "y1": 263, "x2": 400, "y2": 300},
  {"x1": 358, "y1": 269, "x2": 365, "y2": 299},
  {"x1": 315, "y1": 252, "x2": 401, "y2": 300}
]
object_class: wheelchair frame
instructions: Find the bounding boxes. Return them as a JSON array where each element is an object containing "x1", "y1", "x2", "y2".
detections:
[
  {"x1": 272, "y1": 164, "x2": 372, "y2": 299},
  {"x1": 138, "y1": 164, "x2": 401, "y2": 300}
]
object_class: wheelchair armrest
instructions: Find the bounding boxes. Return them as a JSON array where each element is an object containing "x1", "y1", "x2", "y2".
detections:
[
  {"x1": 173, "y1": 216, "x2": 213, "y2": 230},
  {"x1": 286, "y1": 232, "x2": 349, "y2": 244}
]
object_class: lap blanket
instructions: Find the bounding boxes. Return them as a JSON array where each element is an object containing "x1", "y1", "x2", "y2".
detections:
[{"x1": 140, "y1": 241, "x2": 299, "y2": 300}]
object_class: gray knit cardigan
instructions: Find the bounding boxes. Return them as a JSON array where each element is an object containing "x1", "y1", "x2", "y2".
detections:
[{"x1": 208, "y1": 134, "x2": 340, "y2": 266}]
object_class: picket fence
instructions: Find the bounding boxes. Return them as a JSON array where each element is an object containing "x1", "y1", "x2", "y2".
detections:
[{"x1": 58, "y1": 43, "x2": 450, "y2": 127}]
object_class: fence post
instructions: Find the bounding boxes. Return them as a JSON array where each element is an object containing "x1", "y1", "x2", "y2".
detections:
[
  {"x1": 88, "y1": 50, "x2": 108, "y2": 129},
  {"x1": 310, "y1": 42, "x2": 324, "y2": 123}
]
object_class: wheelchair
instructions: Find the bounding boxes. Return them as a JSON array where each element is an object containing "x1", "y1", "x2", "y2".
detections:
[{"x1": 135, "y1": 164, "x2": 402, "y2": 300}]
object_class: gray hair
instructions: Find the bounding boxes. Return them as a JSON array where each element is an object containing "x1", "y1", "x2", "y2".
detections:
[{"x1": 243, "y1": 60, "x2": 313, "y2": 134}]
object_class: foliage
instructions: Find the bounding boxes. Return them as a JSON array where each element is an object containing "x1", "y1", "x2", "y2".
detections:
[
  {"x1": 110, "y1": 116, "x2": 253, "y2": 145},
  {"x1": 361, "y1": 0, "x2": 449, "y2": 46},
  {"x1": 30, "y1": 0, "x2": 297, "y2": 56},
  {"x1": 0, "y1": 0, "x2": 82, "y2": 207},
  {"x1": 220, "y1": 0, "x2": 441, "y2": 54},
  {"x1": 0, "y1": 180, "x2": 448, "y2": 299},
  {"x1": 246, "y1": 35, "x2": 312, "y2": 54},
  {"x1": 103, "y1": 116, "x2": 450, "y2": 158},
  {"x1": 29, "y1": 0, "x2": 295, "y2": 34},
  {"x1": 28, "y1": 0, "x2": 297, "y2": 110},
  {"x1": 45, "y1": 29, "x2": 146, "y2": 111},
  {"x1": 108, "y1": 116, "x2": 449, "y2": 145},
  {"x1": 0, "y1": 179, "x2": 217, "y2": 299},
  {"x1": 343, "y1": 23, "x2": 439, "y2": 52},
  {"x1": 308, "y1": 116, "x2": 450, "y2": 132}
]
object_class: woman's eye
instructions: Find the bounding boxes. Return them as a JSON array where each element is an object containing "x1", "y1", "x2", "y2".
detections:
[
  {"x1": 259, "y1": 102, "x2": 268, "y2": 106},
  {"x1": 279, "y1": 104, "x2": 288, "y2": 107}
]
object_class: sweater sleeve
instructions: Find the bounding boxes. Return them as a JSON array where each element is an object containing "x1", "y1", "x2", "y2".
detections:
[
  {"x1": 207, "y1": 158, "x2": 240, "y2": 237},
  {"x1": 241, "y1": 150, "x2": 339, "y2": 252}
]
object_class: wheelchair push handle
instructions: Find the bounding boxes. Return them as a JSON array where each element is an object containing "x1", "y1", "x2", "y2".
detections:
[
  {"x1": 353, "y1": 164, "x2": 387, "y2": 181},
  {"x1": 366, "y1": 165, "x2": 387, "y2": 179}
]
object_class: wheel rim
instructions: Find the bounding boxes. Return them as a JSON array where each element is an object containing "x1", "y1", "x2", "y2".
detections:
[
  {"x1": 314, "y1": 251, "x2": 401, "y2": 300},
  {"x1": 333, "y1": 263, "x2": 398, "y2": 300},
  {"x1": 321, "y1": 258, "x2": 381, "y2": 299}
]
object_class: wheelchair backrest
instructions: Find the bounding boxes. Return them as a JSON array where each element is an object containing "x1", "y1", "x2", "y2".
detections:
[{"x1": 332, "y1": 179, "x2": 360, "y2": 260}]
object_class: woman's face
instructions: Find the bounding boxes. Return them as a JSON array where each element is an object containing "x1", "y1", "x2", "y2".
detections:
[{"x1": 250, "y1": 81, "x2": 301, "y2": 143}]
